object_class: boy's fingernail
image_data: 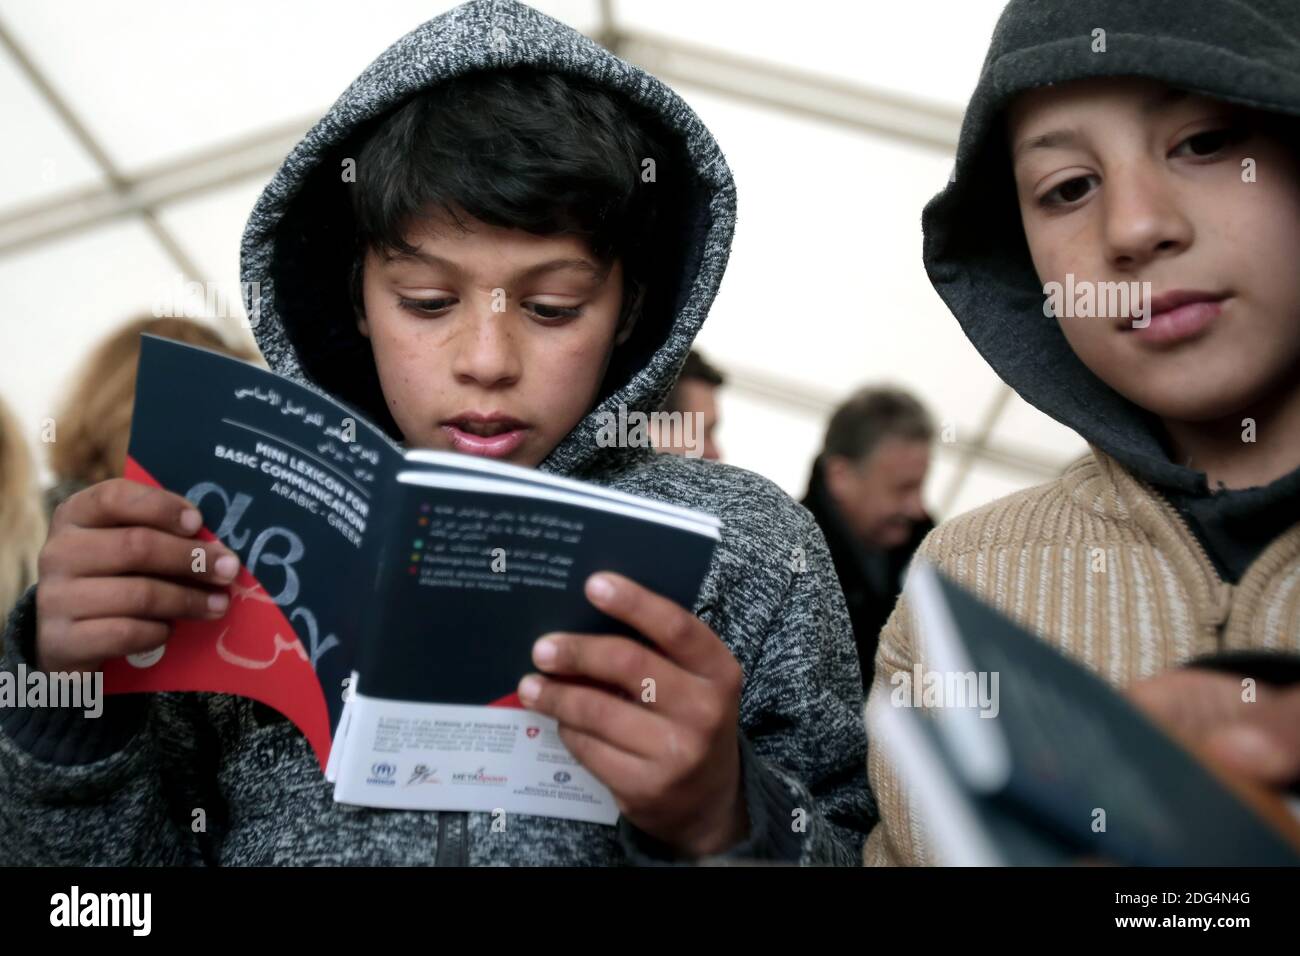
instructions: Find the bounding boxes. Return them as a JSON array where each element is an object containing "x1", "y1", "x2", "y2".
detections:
[
  {"x1": 215, "y1": 554, "x2": 240, "y2": 580},
  {"x1": 586, "y1": 574, "x2": 615, "y2": 604},
  {"x1": 533, "y1": 638, "x2": 557, "y2": 667},
  {"x1": 518, "y1": 675, "x2": 542, "y2": 704},
  {"x1": 208, "y1": 593, "x2": 230, "y2": 615},
  {"x1": 180, "y1": 509, "x2": 202, "y2": 534}
]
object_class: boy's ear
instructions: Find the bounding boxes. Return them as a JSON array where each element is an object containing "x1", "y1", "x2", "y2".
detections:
[
  {"x1": 614, "y1": 281, "x2": 645, "y2": 346},
  {"x1": 350, "y1": 252, "x2": 370, "y2": 338}
]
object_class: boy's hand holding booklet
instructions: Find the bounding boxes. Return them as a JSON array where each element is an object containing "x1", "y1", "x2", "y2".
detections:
[
  {"x1": 869, "y1": 561, "x2": 1300, "y2": 866},
  {"x1": 106, "y1": 335, "x2": 719, "y2": 825}
]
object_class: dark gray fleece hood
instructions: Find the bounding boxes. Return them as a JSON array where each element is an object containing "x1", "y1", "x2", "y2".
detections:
[
  {"x1": 239, "y1": 0, "x2": 735, "y2": 480},
  {"x1": 924, "y1": 0, "x2": 1300, "y2": 494}
]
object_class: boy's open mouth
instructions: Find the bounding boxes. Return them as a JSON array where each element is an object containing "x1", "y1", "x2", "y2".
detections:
[
  {"x1": 449, "y1": 418, "x2": 523, "y2": 437},
  {"x1": 441, "y1": 413, "x2": 530, "y2": 458}
]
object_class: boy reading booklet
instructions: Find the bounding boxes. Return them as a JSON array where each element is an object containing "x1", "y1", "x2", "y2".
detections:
[
  {"x1": 105, "y1": 333, "x2": 725, "y2": 827},
  {"x1": 0, "y1": 0, "x2": 871, "y2": 866},
  {"x1": 866, "y1": 0, "x2": 1300, "y2": 866}
]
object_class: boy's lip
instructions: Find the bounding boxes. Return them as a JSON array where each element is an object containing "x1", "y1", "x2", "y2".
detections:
[
  {"x1": 1123, "y1": 289, "x2": 1230, "y2": 346},
  {"x1": 441, "y1": 412, "x2": 530, "y2": 458}
]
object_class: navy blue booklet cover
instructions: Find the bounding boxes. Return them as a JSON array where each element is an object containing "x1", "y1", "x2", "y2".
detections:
[
  {"x1": 870, "y1": 561, "x2": 1300, "y2": 865},
  {"x1": 108, "y1": 335, "x2": 719, "y2": 784}
]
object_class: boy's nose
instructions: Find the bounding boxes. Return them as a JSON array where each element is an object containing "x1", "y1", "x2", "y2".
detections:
[
  {"x1": 1101, "y1": 167, "x2": 1194, "y2": 270},
  {"x1": 451, "y1": 308, "x2": 522, "y2": 388}
]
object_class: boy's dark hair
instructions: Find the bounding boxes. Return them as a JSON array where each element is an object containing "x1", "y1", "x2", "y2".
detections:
[
  {"x1": 347, "y1": 69, "x2": 684, "y2": 337},
  {"x1": 822, "y1": 387, "x2": 933, "y2": 463}
]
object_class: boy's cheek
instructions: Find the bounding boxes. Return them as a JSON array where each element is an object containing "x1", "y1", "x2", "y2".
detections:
[
  {"x1": 1059, "y1": 319, "x2": 1279, "y2": 421},
  {"x1": 367, "y1": 351, "x2": 448, "y2": 448}
]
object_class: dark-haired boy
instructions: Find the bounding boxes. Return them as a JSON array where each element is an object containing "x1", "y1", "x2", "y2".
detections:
[{"x1": 0, "y1": 1, "x2": 872, "y2": 866}]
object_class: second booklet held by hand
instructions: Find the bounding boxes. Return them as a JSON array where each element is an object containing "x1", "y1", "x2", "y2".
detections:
[{"x1": 107, "y1": 335, "x2": 720, "y2": 825}]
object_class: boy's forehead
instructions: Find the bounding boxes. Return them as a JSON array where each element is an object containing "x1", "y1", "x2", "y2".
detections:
[{"x1": 1006, "y1": 77, "x2": 1203, "y2": 143}]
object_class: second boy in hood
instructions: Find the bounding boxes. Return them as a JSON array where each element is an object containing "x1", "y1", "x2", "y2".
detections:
[
  {"x1": 866, "y1": 0, "x2": 1300, "y2": 865},
  {"x1": 0, "y1": 0, "x2": 872, "y2": 866}
]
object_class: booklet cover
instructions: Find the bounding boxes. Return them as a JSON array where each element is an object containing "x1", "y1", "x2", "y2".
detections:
[
  {"x1": 868, "y1": 560, "x2": 1300, "y2": 866},
  {"x1": 106, "y1": 335, "x2": 720, "y2": 825}
]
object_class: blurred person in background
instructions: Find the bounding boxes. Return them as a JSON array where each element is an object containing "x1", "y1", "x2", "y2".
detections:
[
  {"x1": 802, "y1": 387, "x2": 934, "y2": 690},
  {"x1": 0, "y1": 395, "x2": 46, "y2": 626},
  {"x1": 653, "y1": 349, "x2": 724, "y2": 461},
  {"x1": 45, "y1": 315, "x2": 256, "y2": 515}
]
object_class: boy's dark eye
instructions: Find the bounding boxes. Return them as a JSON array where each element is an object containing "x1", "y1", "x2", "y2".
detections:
[
  {"x1": 1172, "y1": 127, "x2": 1243, "y2": 159},
  {"x1": 525, "y1": 302, "x2": 581, "y2": 321},
  {"x1": 1040, "y1": 174, "x2": 1097, "y2": 207},
  {"x1": 399, "y1": 297, "x2": 455, "y2": 316}
]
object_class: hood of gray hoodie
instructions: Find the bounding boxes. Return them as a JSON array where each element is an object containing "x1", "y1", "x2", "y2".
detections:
[
  {"x1": 238, "y1": 0, "x2": 735, "y2": 482},
  {"x1": 923, "y1": 0, "x2": 1300, "y2": 495}
]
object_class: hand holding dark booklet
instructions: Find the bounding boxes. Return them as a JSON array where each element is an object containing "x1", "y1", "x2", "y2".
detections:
[
  {"x1": 869, "y1": 560, "x2": 1300, "y2": 865},
  {"x1": 107, "y1": 335, "x2": 719, "y2": 824}
]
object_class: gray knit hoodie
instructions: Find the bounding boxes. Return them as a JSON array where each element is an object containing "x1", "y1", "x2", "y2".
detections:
[{"x1": 0, "y1": 0, "x2": 872, "y2": 866}]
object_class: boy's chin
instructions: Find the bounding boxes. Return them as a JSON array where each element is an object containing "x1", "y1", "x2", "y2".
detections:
[{"x1": 1116, "y1": 380, "x2": 1268, "y2": 426}]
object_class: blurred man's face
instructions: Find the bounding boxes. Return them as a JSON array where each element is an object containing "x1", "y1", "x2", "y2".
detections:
[
  {"x1": 826, "y1": 437, "x2": 930, "y2": 550},
  {"x1": 655, "y1": 379, "x2": 722, "y2": 461}
]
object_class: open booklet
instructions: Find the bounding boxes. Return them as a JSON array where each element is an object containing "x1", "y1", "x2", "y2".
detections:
[
  {"x1": 868, "y1": 560, "x2": 1300, "y2": 866},
  {"x1": 105, "y1": 335, "x2": 719, "y2": 825}
]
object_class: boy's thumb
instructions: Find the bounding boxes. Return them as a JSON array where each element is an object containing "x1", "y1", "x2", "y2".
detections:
[{"x1": 1207, "y1": 715, "x2": 1300, "y2": 786}]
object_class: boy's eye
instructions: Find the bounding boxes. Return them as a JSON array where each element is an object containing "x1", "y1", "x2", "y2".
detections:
[
  {"x1": 1039, "y1": 174, "x2": 1098, "y2": 207},
  {"x1": 399, "y1": 296, "x2": 456, "y2": 316},
  {"x1": 524, "y1": 302, "x2": 581, "y2": 322},
  {"x1": 1170, "y1": 127, "x2": 1243, "y2": 159}
]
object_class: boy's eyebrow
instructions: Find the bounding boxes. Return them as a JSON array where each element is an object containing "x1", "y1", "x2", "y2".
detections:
[
  {"x1": 381, "y1": 248, "x2": 456, "y2": 269},
  {"x1": 381, "y1": 249, "x2": 609, "y2": 282},
  {"x1": 517, "y1": 257, "x2": 611, "y2": 282},
  {"x1": 1144, "y1": 87, "x2": 1189, "y2": 113},
  {"x1": 1013, "y1": 129, "x2": 1081, "y2": 160},
  {"x1": 1013, "y1": 90, "x2": 1193, "y2": 160}
]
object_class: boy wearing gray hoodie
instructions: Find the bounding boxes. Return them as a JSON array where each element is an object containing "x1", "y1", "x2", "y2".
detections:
[{"x1": 0, "y1": 0, "x2": 872, "y2": 866}]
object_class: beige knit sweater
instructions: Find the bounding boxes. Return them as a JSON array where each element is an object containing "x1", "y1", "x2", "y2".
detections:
[{"x1": 863, "y1": 447, "x2": 1300, "y2": 866}]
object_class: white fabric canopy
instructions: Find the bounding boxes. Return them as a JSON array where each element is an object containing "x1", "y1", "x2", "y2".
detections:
[{"x1": 0, "y1": 0, "x2": 1086, "y2": 515}]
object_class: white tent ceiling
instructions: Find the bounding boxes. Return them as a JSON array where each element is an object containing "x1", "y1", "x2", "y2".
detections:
[{"x1": 0, "y1": 0, "x2": 1086, "y2": 518}]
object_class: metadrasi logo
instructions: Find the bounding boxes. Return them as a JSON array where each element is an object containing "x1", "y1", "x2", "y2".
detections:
[{"x1": 451, "y1": 766, "x2": 507, "y2": 786}]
